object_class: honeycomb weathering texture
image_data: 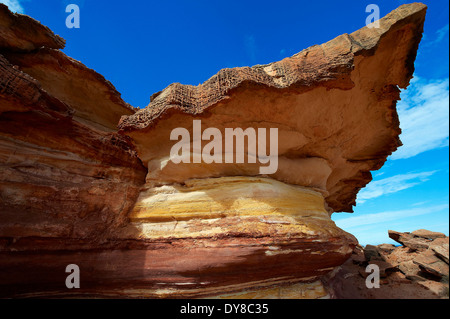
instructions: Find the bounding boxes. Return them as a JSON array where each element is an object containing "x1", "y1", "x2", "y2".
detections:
[{"x1": 0, "y1": 3, "x2": 427, "y2": 298}]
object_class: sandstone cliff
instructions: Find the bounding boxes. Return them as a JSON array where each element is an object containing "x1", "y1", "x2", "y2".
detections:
[{"x1": 0, "y1": 3, "x2": 428, "y2": 298}]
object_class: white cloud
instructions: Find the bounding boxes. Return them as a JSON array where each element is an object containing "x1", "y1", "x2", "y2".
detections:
[
  {"x1": 411, "y1": 201, "x2": 428, "y2": 207},
  {"x1": 392, "y1": 77, "x2": 449, "y2": 159},
  {"x1": 357, "y1": 170, "x2": 436, "y2": 203},
  {"x1": 0, "y1": 0, "x2": 24, "y2": 13},
  {"x1": 422, "y1": 24, "x2": 449, "y2": 48},
  {"x1": 335, "y1": 203, "x2": 449, "y2": 229}
]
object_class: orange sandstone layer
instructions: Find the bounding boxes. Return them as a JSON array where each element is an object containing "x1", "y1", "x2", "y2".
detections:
[{"x1": 0, "y1": 2, "x2": 147, "y2": 285}]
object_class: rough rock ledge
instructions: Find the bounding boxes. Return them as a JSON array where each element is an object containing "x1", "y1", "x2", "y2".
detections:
[{"x1": 0, "y1": 3, "x2": 428, "y2": 298}]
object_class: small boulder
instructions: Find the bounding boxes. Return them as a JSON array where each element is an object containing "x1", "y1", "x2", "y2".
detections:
[
  {"x1": 384, "y1": 246, "x2": 419, "y2": 267},
  {"x1": 416, "y1": 280, "x2": 449, "y2": 298}
]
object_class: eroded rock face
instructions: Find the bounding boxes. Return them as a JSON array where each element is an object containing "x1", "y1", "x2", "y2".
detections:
[
  {"x1": 0, "y1": 3, "x2": 147, "y2": 292},
  {"x1": 0, "y1": 3, "x2": 428, "y2": 298}
]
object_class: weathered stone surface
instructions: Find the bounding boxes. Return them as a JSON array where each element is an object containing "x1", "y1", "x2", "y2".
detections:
[
  {"x1": 2, "y1": 48, "x2": 137, "y2": 131},
  {"x1": 430, "y1": 238, "x2": 449, "y2": 264},
  {"x1": 381, "y1": 230, "x2": 449, "y2": 289},
  {"x1": 403, "y1": 237, "x2": 431, "y2": 251},
  {"x1": 0, "y1": 3, "x2": 430, "y2": 299},
  {"x1": 414, "y1": 249, "x2": 449, "y2": 280},
  {"x1": 324, "y1": 246, "x2": 441, "y2": 299},
  {"x1": 388, "y1": 230, "x2": 414, "y2": 245},
  {"x1": 388, "y1": 230, "x2": 436, "y2": 252},
  {"x1": 384, "y1": 246, "x2": 419, "y2": 266}
]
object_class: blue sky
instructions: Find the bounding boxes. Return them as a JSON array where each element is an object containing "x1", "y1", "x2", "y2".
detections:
[{"x1": 2, "y1": 0, "x2": 448, "y2": 245}]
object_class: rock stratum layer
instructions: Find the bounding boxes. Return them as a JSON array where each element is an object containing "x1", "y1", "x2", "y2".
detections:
[{"x1": 0, "y1": 3, "x2": 427, "y2": 298}]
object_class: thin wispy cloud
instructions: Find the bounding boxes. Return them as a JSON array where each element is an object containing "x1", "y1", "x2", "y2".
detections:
[
  {"x1": 393, "y1": 77, "x2": 449, "y2": 160},
  {"x1": 357, "y1": 170, "x2": 437, "y2": 203},
  {"x1": 435, "y1": 24, "x2": 449, "y2": 43},
  {"x1": 0, "y1": 0, "x2": 24, "y2": 13},
  {"x1": 422, "y1": 24, "x2": 449, "y2": 48},
  {"x1": 411, "y1": 201, "x2": 428, "y2": 207},
  {"x1": 336, "y1": 203, "x2": 449, "y2": 229}
]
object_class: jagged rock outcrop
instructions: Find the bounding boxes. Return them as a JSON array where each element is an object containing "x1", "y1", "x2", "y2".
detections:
[
  {"x1": 325, "y1": 230, "x2": 449, "y2": 298},
  {"x1": 0, "y1": 3, "x2": 429, "y2": 298}
]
